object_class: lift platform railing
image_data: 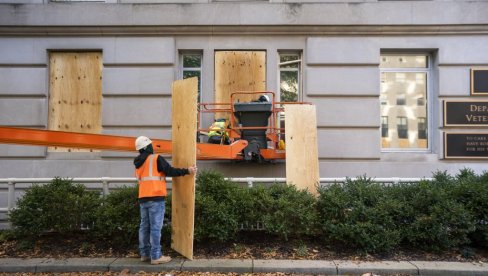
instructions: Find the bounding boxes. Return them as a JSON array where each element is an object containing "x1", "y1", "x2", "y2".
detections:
[{"x1": 197, "y1": 91, "x2": 311, "y2": 160}]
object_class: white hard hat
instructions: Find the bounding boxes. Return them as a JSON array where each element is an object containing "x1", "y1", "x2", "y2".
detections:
[
  {"x1": 259, "y1": 95, "x2": 270, "y2": 102},
  {"x1": 135, "y1": 136, "x2": 152, "y2": 150}
]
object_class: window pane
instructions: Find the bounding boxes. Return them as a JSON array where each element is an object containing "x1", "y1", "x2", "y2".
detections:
[
  {"x1": 280, "y1": 71, "x2": 298, "y2": 102},
  {"x1": 183, "y1": 55, "x2": 201, "y2": 68},
  {"x1": 183, "y1": 70, "x2": 199, "y2": 78},
  {"x1": 380, "y1": 55, "x2": 427, "y2": 68},
  {"x1": 280, "y1": 54, "x2": 300, "y2": 68},
  {"x1": 381, "y1": 71, "x2": 428, "y2": 149},
  {"x1": 183, "y1": 70, "x2": 201, "y2": 100}
]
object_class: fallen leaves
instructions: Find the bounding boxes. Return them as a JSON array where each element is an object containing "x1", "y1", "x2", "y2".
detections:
[{"x1": 2, "y1": 231, "x2": 488, "y2": 263}]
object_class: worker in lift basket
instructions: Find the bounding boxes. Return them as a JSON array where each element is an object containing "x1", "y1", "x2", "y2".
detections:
[
  {"x1": 133, "y1": 136, "x2": 197, "y2": 265},
  {"x1": 207, "y1": 118, "x2": 230, "y2": 145}
]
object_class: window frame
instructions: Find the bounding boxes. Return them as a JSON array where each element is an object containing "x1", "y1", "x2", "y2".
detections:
[
  {"x1": 380, "y1": 52, "x2": 433, "y2": 153},
  {"x1": 278, "y1": 51, "x2": 302, "y2": 103},
  {"x1": 179, "y1": 51, "x2": 203, "y2": 102}
]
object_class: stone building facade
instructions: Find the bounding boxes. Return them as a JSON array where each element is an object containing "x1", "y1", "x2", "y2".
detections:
[{"x1": 0, "y1": 0, "x2": 488, "y2": 179}]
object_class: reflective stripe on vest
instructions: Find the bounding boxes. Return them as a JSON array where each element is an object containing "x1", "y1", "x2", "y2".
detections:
[
  {"x1": 139, "y1": 154, "x2": 164, "y2": 181},
  {"x1": 135, "y1": 154, "x2": 167, "y2": 198}
]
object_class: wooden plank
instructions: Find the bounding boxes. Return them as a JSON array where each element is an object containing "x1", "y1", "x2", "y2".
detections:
[
  {"x1": 214, "y1": 51, "x2": 266, "y2": 119},
  {"x1": 48, "y1": 52, "x2": 102, "y2": 152},
  {"x1": 284, "y1": 104, "x2": 319, "y2": 196},
  {"x1": 171, "y1": 77, "x2": 198, "y2": 260}
]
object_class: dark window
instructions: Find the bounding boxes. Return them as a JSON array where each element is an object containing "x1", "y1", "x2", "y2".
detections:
[
  {"x1": 417, "y1": 97, "x2": 425, "y2": 106},
  {"x1": 381, "y1": 116, "x2": 388, "y2": 138},
  {"x1": 181, "y1": 53, "x2": 202, "y2": 102},
  {"x1": 418, "y1": 118, "x2": 427, "y2": 139},
  {"x1": 397, "y1": 94, "x2": 406, "y2": 105},
  {"x1": 397, "y1": 117, "x2": 408, "y2": 139}
]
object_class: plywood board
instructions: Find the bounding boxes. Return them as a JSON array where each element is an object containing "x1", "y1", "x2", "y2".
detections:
[
  {"x1": 215, "y1": 51, "x2": 266, "y2": 119},
  {"x1": 284, "y1": 104, "x2": 319, "y2": 196},
  {"x1": 171, "y1": 77, "x2": 198, "y2": 260},
  {"x1": 48, "y1": 52, "x2": 102, "y2": 152}
]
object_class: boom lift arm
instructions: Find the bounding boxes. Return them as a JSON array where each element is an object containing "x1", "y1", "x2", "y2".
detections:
[{"x1": 0, "y1": 126, "x2": 248, "y2": 160}]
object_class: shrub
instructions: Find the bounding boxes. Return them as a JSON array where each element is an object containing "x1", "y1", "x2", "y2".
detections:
[
  {"x1": 257, "y1": 183, "x2": 318, "y2": 240},
  {"x1": 7, "y1": 168, "x2": 488, "y2": 256},
  {"x1": 92, "y1": 186, "x2": 139, "y2": 247},
  {"x1": 317, "y1": 176, "x2": 401, "y2": 253},
  {"x1": 194, "y1": 170, "x2": 243, "y2": 242},
  {"x1": 162, "y1": 193, "x2": 172, "y2": 246},
  {"x1": 450, "y1": 168, "x2": 488, "y2": 247},
  {"x1": 238, "y1": 184, "x2": 268, "y2": 230},
  {"x1": 392, "y1": 174, "x2": 475, "y2": 251},
  {"x1": 9, "y1": 178, "x2": 101, "y2": 238},
  {"x1": 194, "y1": 172, "x2": 319, "y2": 241}
]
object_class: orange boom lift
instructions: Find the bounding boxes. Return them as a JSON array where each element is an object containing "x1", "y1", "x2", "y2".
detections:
[{"x1": 0, "y1": 91, "x2": 307, "y2": 161}]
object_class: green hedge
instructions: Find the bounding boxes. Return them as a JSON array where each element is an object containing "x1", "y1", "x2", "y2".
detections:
[
  {"x1": 194, "y1": 171, "x2": 243, "y2": 242},
  {"x1": 8, "y1": 169, "x2": 488, "y2": 254},
  {"x1": 9, "y1": 177, "x2": 101, "y2": 238},
  {"x1": 317, "y1": 176, "x2": 401, "y2": 253},
  {"x1": 92, "y1": 185, "x2": 139, "y2": 245}
]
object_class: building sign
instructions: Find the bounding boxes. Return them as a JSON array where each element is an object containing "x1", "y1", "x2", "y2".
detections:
[
  {"x1": 471, "y1": 68, "x2": 488, "y2": 95},
  {"x1": 444, "y1": 133, "x2": 488, "y2": 159},
  {"x1": 444, "y1": 101, "x2": 488, "y2": 126}
]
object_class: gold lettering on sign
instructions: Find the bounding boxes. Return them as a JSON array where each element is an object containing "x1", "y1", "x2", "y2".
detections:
[
  {"x1": 470, "y1": 105, "x2": 488, "y2": 112},
  {"x1": 466, "y1": 115, "x2": 488, "y2": 122}
]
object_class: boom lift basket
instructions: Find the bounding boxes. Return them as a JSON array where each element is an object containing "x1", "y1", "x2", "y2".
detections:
[{"x1": 233, "y1": 101, "x2": 272, "y2": 161}]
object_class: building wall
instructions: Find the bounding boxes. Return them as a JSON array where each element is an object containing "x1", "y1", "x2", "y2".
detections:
[{"x1": 0, "y1": 1, "x2": 488, "y2": 179}]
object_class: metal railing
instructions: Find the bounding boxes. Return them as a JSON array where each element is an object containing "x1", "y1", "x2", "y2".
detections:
[{"x1": 0, "y1": 176, "x2": 432, "y2": 214}]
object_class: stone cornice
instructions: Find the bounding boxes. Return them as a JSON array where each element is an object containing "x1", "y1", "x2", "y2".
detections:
[
  {"x1": 1, "y1": 2, "x2": 488, "y2": 27},
  {"x1": 1, "y1": 25, "x2": 488, "y2": 36},
  {"x1": 2, "y1": 2, "x2": 488, "y2": 36}
]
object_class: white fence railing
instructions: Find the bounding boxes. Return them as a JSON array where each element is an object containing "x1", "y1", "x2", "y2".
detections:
[{"x1": 0, "y1": 176, "x2": 433, "y2": 214}]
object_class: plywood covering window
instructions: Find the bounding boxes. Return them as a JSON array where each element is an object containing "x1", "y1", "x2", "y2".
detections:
[
  {"x1": 48, "y1": 52, "x2": 102, "y2": 152},
  {"x1": 214, "y1": 51, "x2": 266, "y2": 119}
]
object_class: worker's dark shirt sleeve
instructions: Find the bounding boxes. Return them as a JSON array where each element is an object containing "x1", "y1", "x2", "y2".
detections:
[{"x1": 157, "y1": 155, "x2": 189, "y2": 176}]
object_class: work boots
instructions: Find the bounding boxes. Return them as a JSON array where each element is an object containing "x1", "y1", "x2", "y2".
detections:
[{"x1": 151, "y1": 255, "x2": 172, "y2": 265}]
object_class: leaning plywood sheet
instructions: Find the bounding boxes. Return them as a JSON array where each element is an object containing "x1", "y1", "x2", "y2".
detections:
[
  {"x1": 284, "y1": 104, "x2": 320, "y2": 196},
  {"x1": 48, "y1": 52, "x2": 102, "y2": 152},
  {"x1": 171, "y1": 77, "x2": 198, "y2": 260},
  {"x1": 215, "y1": 51, "x2": 266, "y2": 119}
]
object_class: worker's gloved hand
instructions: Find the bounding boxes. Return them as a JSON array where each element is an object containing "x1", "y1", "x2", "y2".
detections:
[{"x1": 188, "y1": 165, "x2": 198, "y2": 175}]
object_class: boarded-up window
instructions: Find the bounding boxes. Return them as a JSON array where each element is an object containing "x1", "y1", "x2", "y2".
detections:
[
  {"x1": 48, "y1": 52, "x2": 102, "y2": 152},
  {"x1": 214, "y1": 51, "x2": 266, "y2": 119}
]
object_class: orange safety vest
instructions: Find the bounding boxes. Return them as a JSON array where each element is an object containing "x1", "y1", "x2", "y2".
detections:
[{"x1": 135, "y1": 154, "x2": 167, "y2": 198}]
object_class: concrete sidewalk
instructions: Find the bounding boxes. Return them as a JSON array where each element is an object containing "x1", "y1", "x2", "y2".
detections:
[{"x1": 0, "y1": 257, "x2": 487, "y2": 275}]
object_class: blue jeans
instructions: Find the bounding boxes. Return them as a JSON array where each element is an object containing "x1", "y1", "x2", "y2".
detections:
[{"x1": 139, "y1": 200, "x2": 165, "y2": 260}]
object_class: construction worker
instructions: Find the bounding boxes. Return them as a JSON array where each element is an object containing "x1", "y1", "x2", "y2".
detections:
[
  {"x1": 207, "y1": 118, "x2": 230, "y2": 145},
  {"x1": 134, "y1": 136, "x2": 197, "y2": 265},
  {"x1": 258, "y1": 94, "x2": 270, "y2": 102}
]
